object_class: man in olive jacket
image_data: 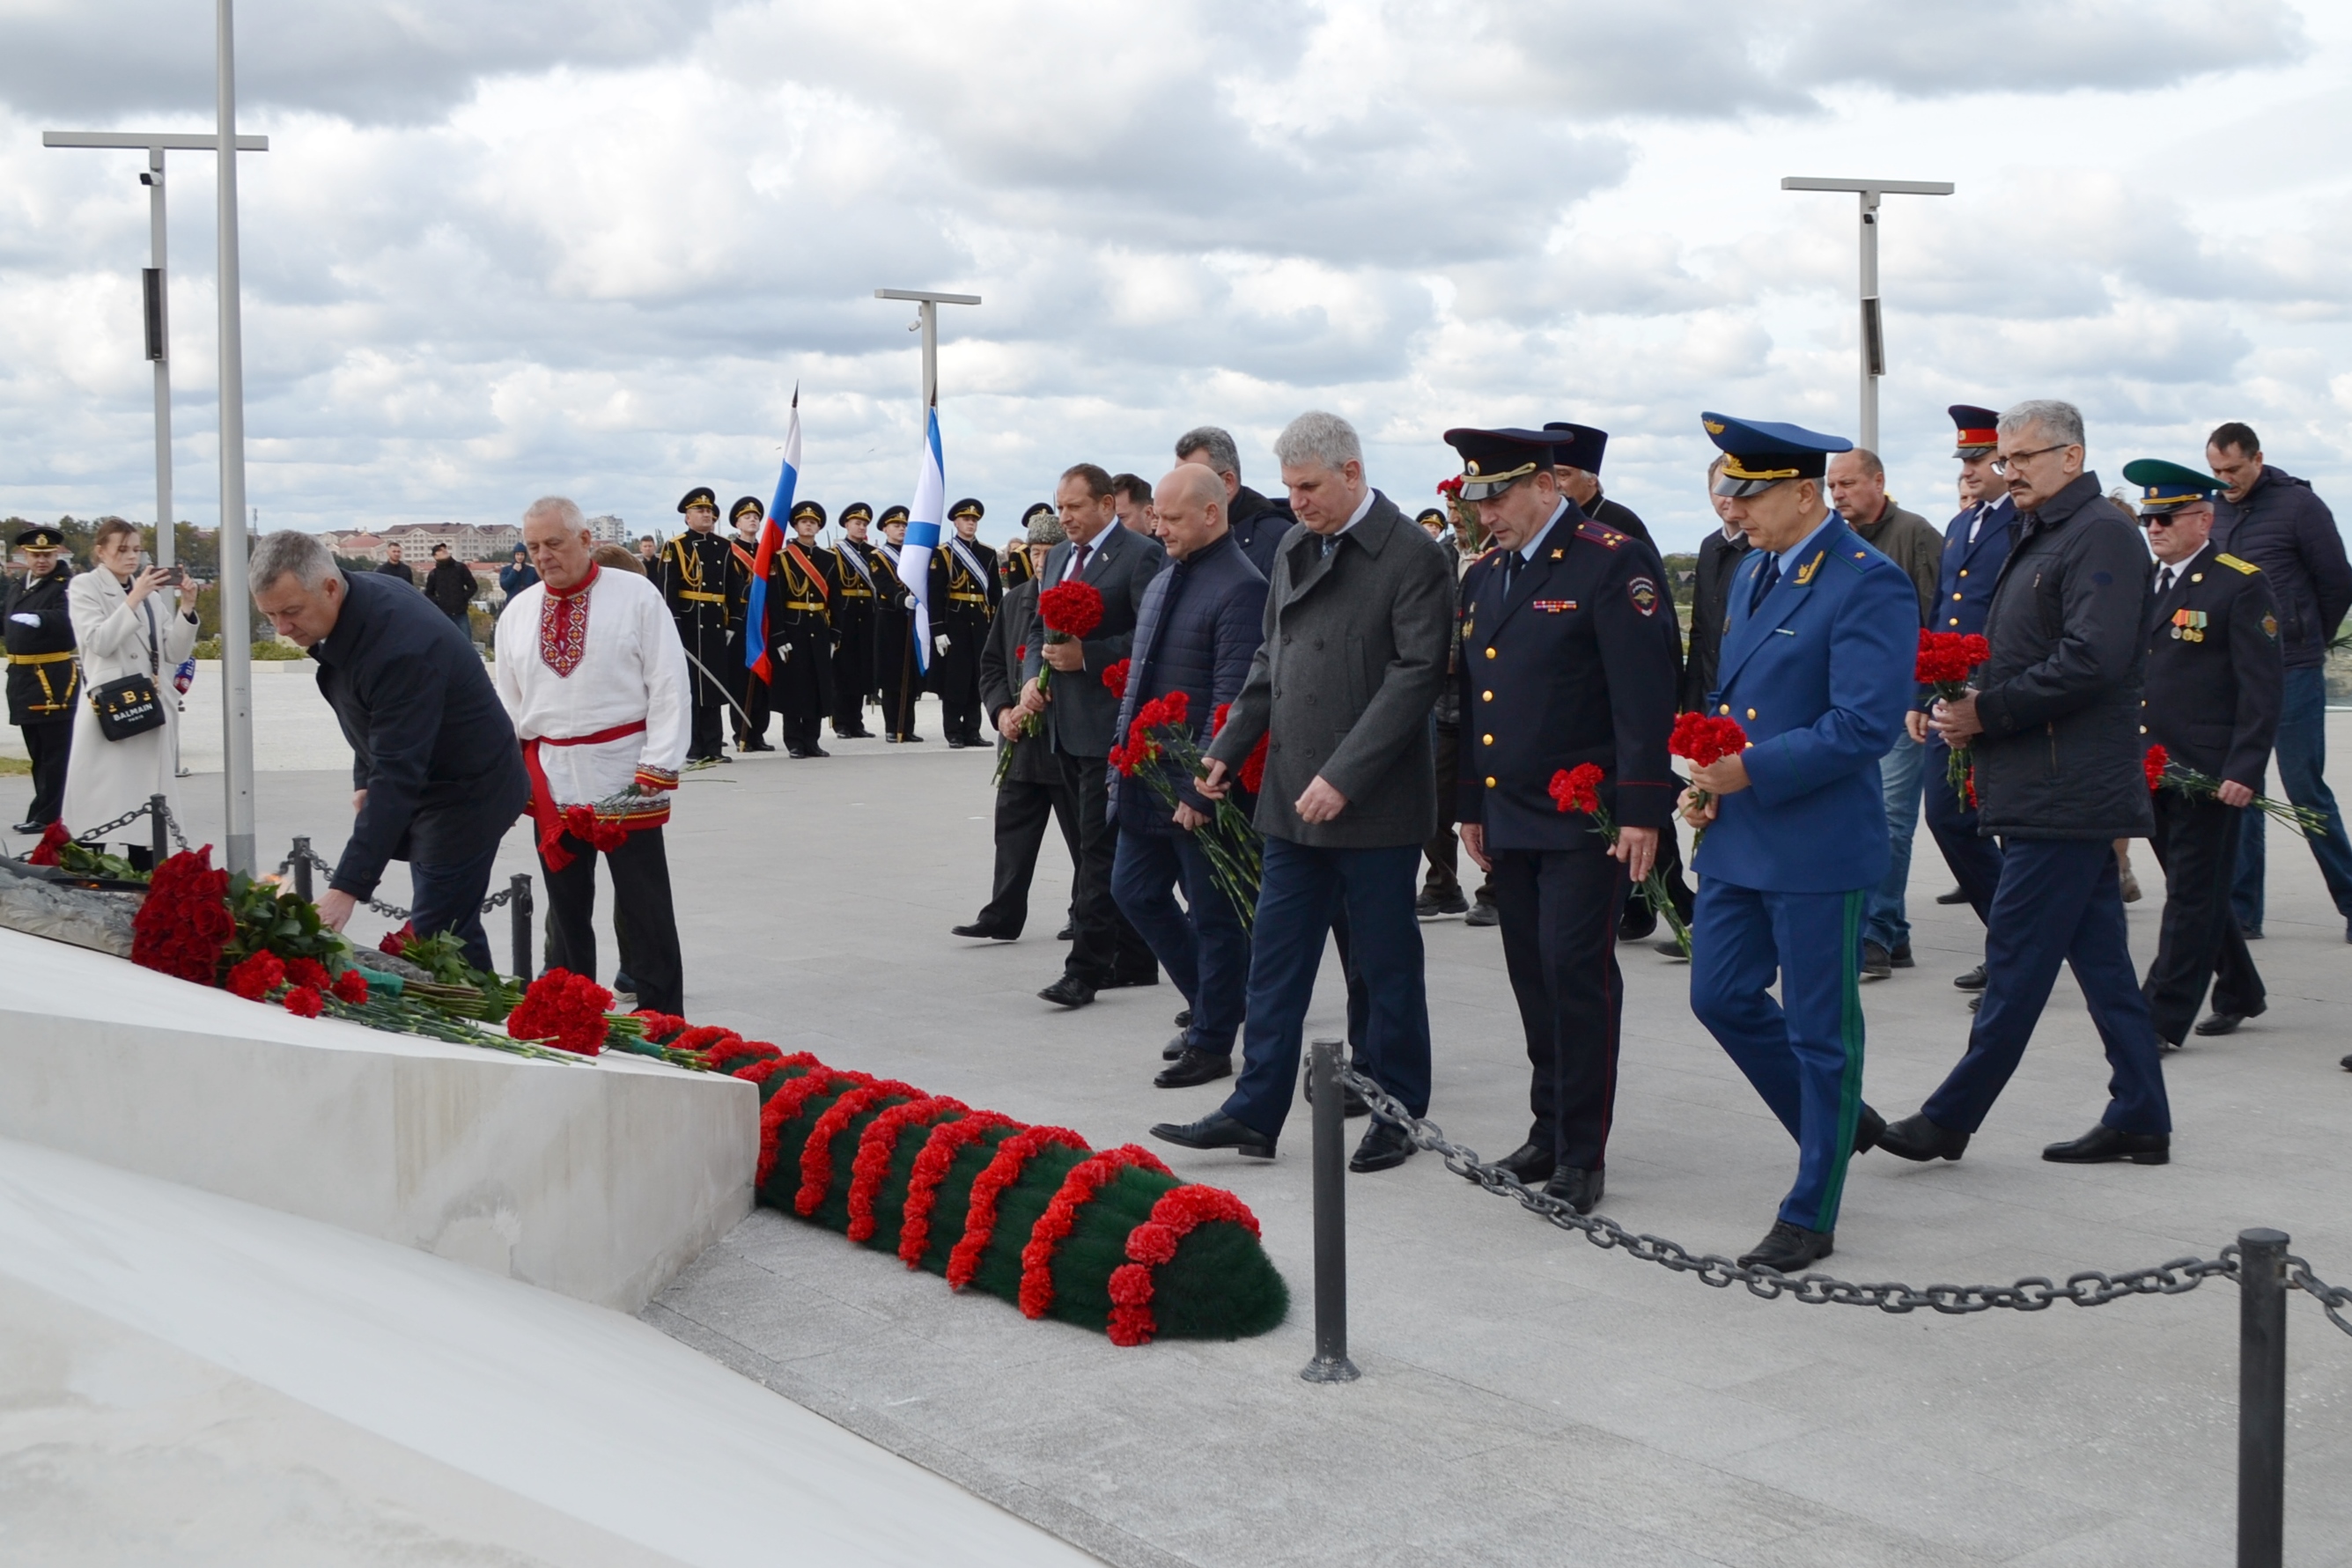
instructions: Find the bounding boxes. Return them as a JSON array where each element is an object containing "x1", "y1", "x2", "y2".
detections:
[
  {"x1": 1148, "y1": 411, "x2": 1454, "y2": 1170},
  {"x1": 1880, "y1": 401, "x2": 2172, "y2": 1168}
]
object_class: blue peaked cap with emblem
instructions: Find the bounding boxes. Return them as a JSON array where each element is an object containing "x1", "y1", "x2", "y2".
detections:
[
  {"x1": 1701, "y1": 413, "x2": 1853, "y2": 498},
  {"x1": 1442, "y1": 426, "x2": 1565, "y2": 501},
  {"x1": 2120, "y1": 458, "x2": 2223, "y2": 512}
]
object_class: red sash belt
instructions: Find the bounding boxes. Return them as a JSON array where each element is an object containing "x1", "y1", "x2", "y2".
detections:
[{"x1": 524, "y1": 719, "x2": 650, "y2": 872}]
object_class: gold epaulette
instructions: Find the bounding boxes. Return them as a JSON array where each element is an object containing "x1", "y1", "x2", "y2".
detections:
[
  {"x1": 2216, "y1": 553, "x2": 2260, "y2": 575},
  {"x1": 1575, "y1": 522, "x2": 1625, "y2": 548}
]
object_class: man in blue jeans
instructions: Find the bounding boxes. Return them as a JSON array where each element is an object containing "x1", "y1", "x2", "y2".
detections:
[
  {"x1": 2206, "y1": 423, "x2": 2352, "y2": 940},
  {"x1": 1109, "y1": 465, "x2": 1268, "y2": 1090},
  {"x1": 1149, "y1": 410, "x2": 1453, "y2": 1169}
]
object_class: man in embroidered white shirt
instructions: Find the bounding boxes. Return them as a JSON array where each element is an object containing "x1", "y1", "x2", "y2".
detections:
[{"x1": 496, "y1": 496, "x2": 693, "y2": 1012}]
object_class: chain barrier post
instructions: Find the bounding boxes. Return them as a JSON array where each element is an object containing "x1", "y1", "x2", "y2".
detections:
[
  {"x1": 1301, "y1": 1036, "x2": 1359, "y2": 1384},
  {"x1": 509, "y1": 873, "x2": 533, "y2": 984},
  {"x1": 290, "y1": 836, "x2": 312, "y2": 902},
  {"x1": 2238, "y1": 1227, "x2": 2288, "y2": 1568},
  {"x1": 148, "y1": 794, "x2": 167, "y2": 867}
]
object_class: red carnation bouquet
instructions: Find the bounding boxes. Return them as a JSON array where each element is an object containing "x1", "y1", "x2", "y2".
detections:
[
  {"x1": 1916, "y1": 630, "x2": 1992, "y2": 807},
  {"x1": 2144, "y1": 743, "x2": 2327, "y2": 835},
  {"x1": 1670, "y1": 711, "x2": 1749, "y2": 844},
  {"x1": 1551, "y1": 762, "x2": 1690, "y2": 955},
  {"x1": 504, "y1": 968, "x2": 616, "y2": 1056},
  {"x1": 1110, "y1": 690, "x2": 1264, "y2": 929},
  {"x1": 992, "y1": 579, "x2": 1105, "y2": 784}
]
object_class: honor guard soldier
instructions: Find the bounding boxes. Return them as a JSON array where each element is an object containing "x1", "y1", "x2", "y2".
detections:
[
  {"x1": 872, "y1": 505, "x2": 924, "y2": 742},
  {"x1": 2123, "y1": 459, "x2": 2282, "y2": 1046},
  {"x1": 770, "y1": 500, "x2": 839, "y2": 758},
  {"x1": 4, "y1": 523, "x2": 77, "y2": 832},
  {"x1": 726, "y1": 496, "x2": 775, "y2": 751},
  {"x1": 931, "y1": 497, "x2": 1000, "y2": 747},
  {"x1": 1923, "y1": 406, "x2": 2019, "y2": 967},
  {"x1": 829, "y1": 503, "x2": 880, "y2": 739},
  {"x1": 658, "y1": 485, "x2": 736, "y2": 763},
  {"x1": 1446, "y1": 427, "x2": 1678, "y2": 1214},
  {"x1": 1681, "y1": 413, "x2": 1917, "y2": 1272}
]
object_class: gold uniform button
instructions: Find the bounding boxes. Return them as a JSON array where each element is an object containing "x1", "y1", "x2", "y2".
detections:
[
  {"x1": 1485, "y1": 776, "x2": 1497, "y2": 787},
  {"x1": 1484, "y1": 647, "x2": 1497, "y2": 659},
  {"x1": 1719, "y1": 704, "x2": 1730, "y2": 715},
  {"x1": 1482, "y1": 733, "x2": 1494, "y2": 745},
  {"x1": 1746, "y1": 708, "x2": 1757, "y2": 720},
  {"x1": 1949, "y1": 617, "x2": 1959, "y2": 626},
  {"x1": 1958, "y1": 569, "x2": 1968, "y2": 578},
  {"x1": 1482, "y1": 689, "x2": 1493, "y2": 701},
  {"x1": 1951, "y1": 592, "x2": 1963, "y2": 600}
]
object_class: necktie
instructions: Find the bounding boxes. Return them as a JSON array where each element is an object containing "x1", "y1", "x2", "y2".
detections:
[
  {"x1": 1748, "y1": 552, "x2": 1781, "y2": 614},
  {"x1": 1500, "y1": 550, "x2": 1520, "y2": 595},
  {"x1": 1069, "y1": 541, "x2": 1090, "y2": 581},
  {"x1": 2158, "y1": 566, "x2": 2176, "y2": 598}
]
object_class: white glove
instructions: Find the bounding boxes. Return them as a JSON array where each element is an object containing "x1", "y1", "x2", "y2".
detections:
[{"x1": 934, "y1": 634, "x2": 951, "y2": 655}]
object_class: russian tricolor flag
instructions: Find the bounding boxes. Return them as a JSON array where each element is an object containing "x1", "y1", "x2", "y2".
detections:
[
  {"x1": 903, "y1": 400, "x2": 945, "y2": 674},
  {"x1": 745, "y1": 387, "x2": 800, "y2": 683}
]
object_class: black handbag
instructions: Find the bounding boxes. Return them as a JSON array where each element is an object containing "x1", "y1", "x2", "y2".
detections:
[{"x1": 89, "y1": 593, "x2": 167, "y2": 741}]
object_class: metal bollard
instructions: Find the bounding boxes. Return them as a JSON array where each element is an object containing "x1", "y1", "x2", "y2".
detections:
[
  {"x1": 509, "y1": 873, "x2": 534, "y2": 983},
  {"x1": 149, "y1": 794, "x2": 167, "y2": 866},
  {"x1": 2238, "y1": 1227, "x2": 2288, "y2": 1568},
  {"x1": 290, "y1": 836, "x2": 313, "y2": 902},
  {"x1": 1300, "y1": 1036, "x2": 1360, "y2": 1383}
]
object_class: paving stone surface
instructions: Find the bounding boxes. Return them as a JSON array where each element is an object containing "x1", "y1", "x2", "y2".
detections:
[{"x1": 143, "y1": 695, "x2": 2352, "y2": 1567}]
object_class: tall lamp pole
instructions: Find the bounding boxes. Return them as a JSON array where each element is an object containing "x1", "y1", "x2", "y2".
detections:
[
  {"x1": 213, "y1": 0, "x2": 258, "y2": 876},
  {"x1": 40, "y1": 129, "x2": 270, "y2": 569},
  {"x1": 1780, "y1": 176, "x2": 1954, "y2": 453},
  {"x1": 874, "y1": 288, "x2": 982, "y2": 408}
]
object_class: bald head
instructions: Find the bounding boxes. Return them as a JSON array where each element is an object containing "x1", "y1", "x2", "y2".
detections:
[{"x1": 1153, "y1": 464, "x2": 1228, "y2": 561}]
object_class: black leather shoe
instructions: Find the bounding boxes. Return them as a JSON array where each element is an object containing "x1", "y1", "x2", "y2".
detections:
[
  {"x1": 1853, "y1": 1103, "x2": 1885, "y2": 1156},
  {"x1": 1544, "y1": 1163, "x2": 1604, "y2": 1215},
  {"x1": 947, "y1": 740, "x2": 970, "y2": 749},
  {"x1": 742, "y1": 739, "x2": 777, "y2": 752},
  {"x1": 1877, "y1": 1112, "x2": 1969, "y2": 1162},
  {"x1": 1163, "y1": 1033, "x2": 1188, "y2": 1061},
  {"x1": 1968, "y1": 994, "x2": 1981, "y2": 1012},
  {"x1": 1738, "y1": 1220, "x2": 1834, "y2": 1273},
  {"x1": 1935, "y1": 886, "x2": 1970, "y2": 904},
  {"x1": 1057, "y1": 924, "x2": 1074, "y2": 941},
  {"x1": 1654, "y1": 936, "x2": 1691, "y2": 961},
  {"x1": 2239, "y1": 923, "x2": 2263, "y2": 940},
  {"x1": 1489, "y1": 1141, "x2": 1555, "y2": 1184},
  {"x1": 2193, "y1": 1011, "x2": 2247, "y2": 1036},
  {"x1": 951, "y1": 921, "x2": 1018, "y2": 941},
  {"x1": 1037, "y1": 975, "x2": 1095, "y2": 1009},
  {"x1": 1104, "y1": 970, "x2": 1160, "y2": 990},
  {"x1": 1953, "y1": 964, "x2": 1987, "y2": 991},
  {"x1": 1149, "y1": 1111, "x2": 1274, "y2": 1159},
  {"x1": 1173, "y1": 1007, "x2": 1192, "y2": 1029},
  {"x1": 1301, "y1": 1071, "x2": 1369, "y2": 1118},
  {"x1": 1889, "y1": 944, "x2": 1914, "y2": 969},
  {"x1": 11, "y1": 821, "x2": 42, "y2": 836},
  {"x1": 1348, "y1": 1121, "x2": 1415, "y2": 1173},
  {"x1": 1464, "y1": 901, "x2": 1500, "y2": 929},
  {"x1": 1154, "y1": 1049, "x2": 1233, "y2": 1089},
  {"x1": 1415, "y1": 889, "x2": 1468, "y2": 917},
  {"x1": 1861, "y1": 940, "x2": 1892, "y2": 980},
  {"x1": 2042, "y1": 1124, "x2": 2170, "y2": 1165},
  {"x1": 1618, "y1": 905, "x2": 1657, "y2": 941},
  {"x1": 807, "y1": 745, "x2": 831, "y2": 758}
]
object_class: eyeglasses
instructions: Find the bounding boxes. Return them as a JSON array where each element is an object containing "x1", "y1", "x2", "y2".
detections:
[{"x1": 1989, "y1": 444, "x2": 2068, "y2": 476}]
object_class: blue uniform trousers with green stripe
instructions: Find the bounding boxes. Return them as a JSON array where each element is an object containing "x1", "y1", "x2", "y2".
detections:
[{"x1": 1689, "y1": 879, "x2": 1866, "y2": 1233}]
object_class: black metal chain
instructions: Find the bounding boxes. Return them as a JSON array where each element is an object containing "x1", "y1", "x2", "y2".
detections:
[
  {"x1": 1337, "y1": 1065, "x2": 2262, "y2": 1315},
  {"x1": 279, "y1": 843, "x2": 520, "y2": 919},
  {"x1": 2288, "y1": 1256, "x2": 2352, "y2": 1339},
  {"x1": 70, "y1": 797, "x2": 188, "y2": 854}
]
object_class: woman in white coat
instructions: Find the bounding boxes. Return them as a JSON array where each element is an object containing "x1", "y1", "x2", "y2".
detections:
[{"x1": 61, "y1": 517, "x2": 199, "y2": 865}]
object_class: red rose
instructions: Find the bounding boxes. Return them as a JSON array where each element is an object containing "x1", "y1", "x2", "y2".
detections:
[{"x1": 27, "y1": 821, "x2": 70, "y2": 866}]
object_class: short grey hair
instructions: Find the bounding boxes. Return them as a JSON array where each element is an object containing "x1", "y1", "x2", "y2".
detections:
[
  {"x1": 1175, "y1": 424, "x2": 1242, "y2": 480},
  {"x1": 249, "y1": 529, "x2": 336, "y2": 593},
  {"x1": 1272, "y1": 410, "x2": 1362, "y2": 473},
  {"x1": 1999, "y1": 400, "x2": 2085, "y2": 449},
  {"x1": 523, "y1": 496, "x2": 586, "y2": 532}
]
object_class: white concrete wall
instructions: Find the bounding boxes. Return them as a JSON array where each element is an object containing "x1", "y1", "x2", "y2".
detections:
[{"x1": 0, "y1": 926, "x2": 755, "y2": 1312}]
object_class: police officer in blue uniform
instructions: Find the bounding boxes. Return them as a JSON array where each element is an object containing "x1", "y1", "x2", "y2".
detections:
[
  {"x1": 1681, "y1": 414, "x2": 1917, "y2": 1273},
  {"x1": 1446, "y1": 427, "x2": 1678, "y2": 1214},
  {"x1": 1922, "y1": 407, "x2": 2018, "y2": 988},
  {"x1": 2123, "y1": 459, "x2": 2281, "y2": 1046}
]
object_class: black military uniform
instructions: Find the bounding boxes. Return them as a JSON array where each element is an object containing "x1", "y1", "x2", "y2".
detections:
[
  {"x1": 657, "y1": 486, "x2": 737, "y2": 762},
  {"x1": 829, "y1": 503, "x2": 880, "y2": 739},
  {"x1": 770, "y1": 500, "x2": 840, "y2": 758},
  {"x1": 4, "y1": 524, "x2": 77, "y2": 832},
  {"x1": 2125, "y1": 460, "x2": 2283, "y2": 1047},
  {"x1": 872, "y1": 506, "x2": 923, "y2": 742},
  {"x1": 1448, "y1": 427, "x2": 1679, "y2": 1213},
  {"x1": 726, "y1": 496, "x2": 775, "y2": 752},
  {"x1": 930, "y1": 497, "x2": 1000, "y2": 747}
]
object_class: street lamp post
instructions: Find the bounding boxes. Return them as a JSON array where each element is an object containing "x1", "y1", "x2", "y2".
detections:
[
  {"x1": 874, "y1": 289, "x2": 982, "y2": 408},
  {"x1": 215, "y1": 0, "x2": 257, "y2": 876},
  {"x1": 40, "y1": 129, "x2": 270, "y2": 568},
  {"x1": 1780, "y1": 176, "x2": 1955, "y2": 453}
]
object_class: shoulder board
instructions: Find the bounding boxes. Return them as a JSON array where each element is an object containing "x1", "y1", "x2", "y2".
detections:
[
  {"x1": 2216, "y1": 553, "x2": 2260, "y2": 575},
  {"x1": 1471, "y1": 547, "x2": 1499, "y2": 565},
  {"x1": 1575, "y1": 522, "x2": 1625, "y2": 548}
]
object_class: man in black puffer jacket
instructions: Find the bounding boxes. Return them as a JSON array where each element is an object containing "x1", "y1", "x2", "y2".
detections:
[{"x1": 1878, "y1": 400, "x2": 2171, "y2": 1169}]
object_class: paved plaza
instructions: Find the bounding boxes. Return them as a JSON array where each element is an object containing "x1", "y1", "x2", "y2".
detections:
[{"x1": 42, "y1": 671, "x2": 2352, "y2": 1568}]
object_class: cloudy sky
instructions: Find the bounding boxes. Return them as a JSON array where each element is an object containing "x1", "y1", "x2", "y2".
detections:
[{"x1": 4, "y1": 0, "x2": 2348, "y2": 551}]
